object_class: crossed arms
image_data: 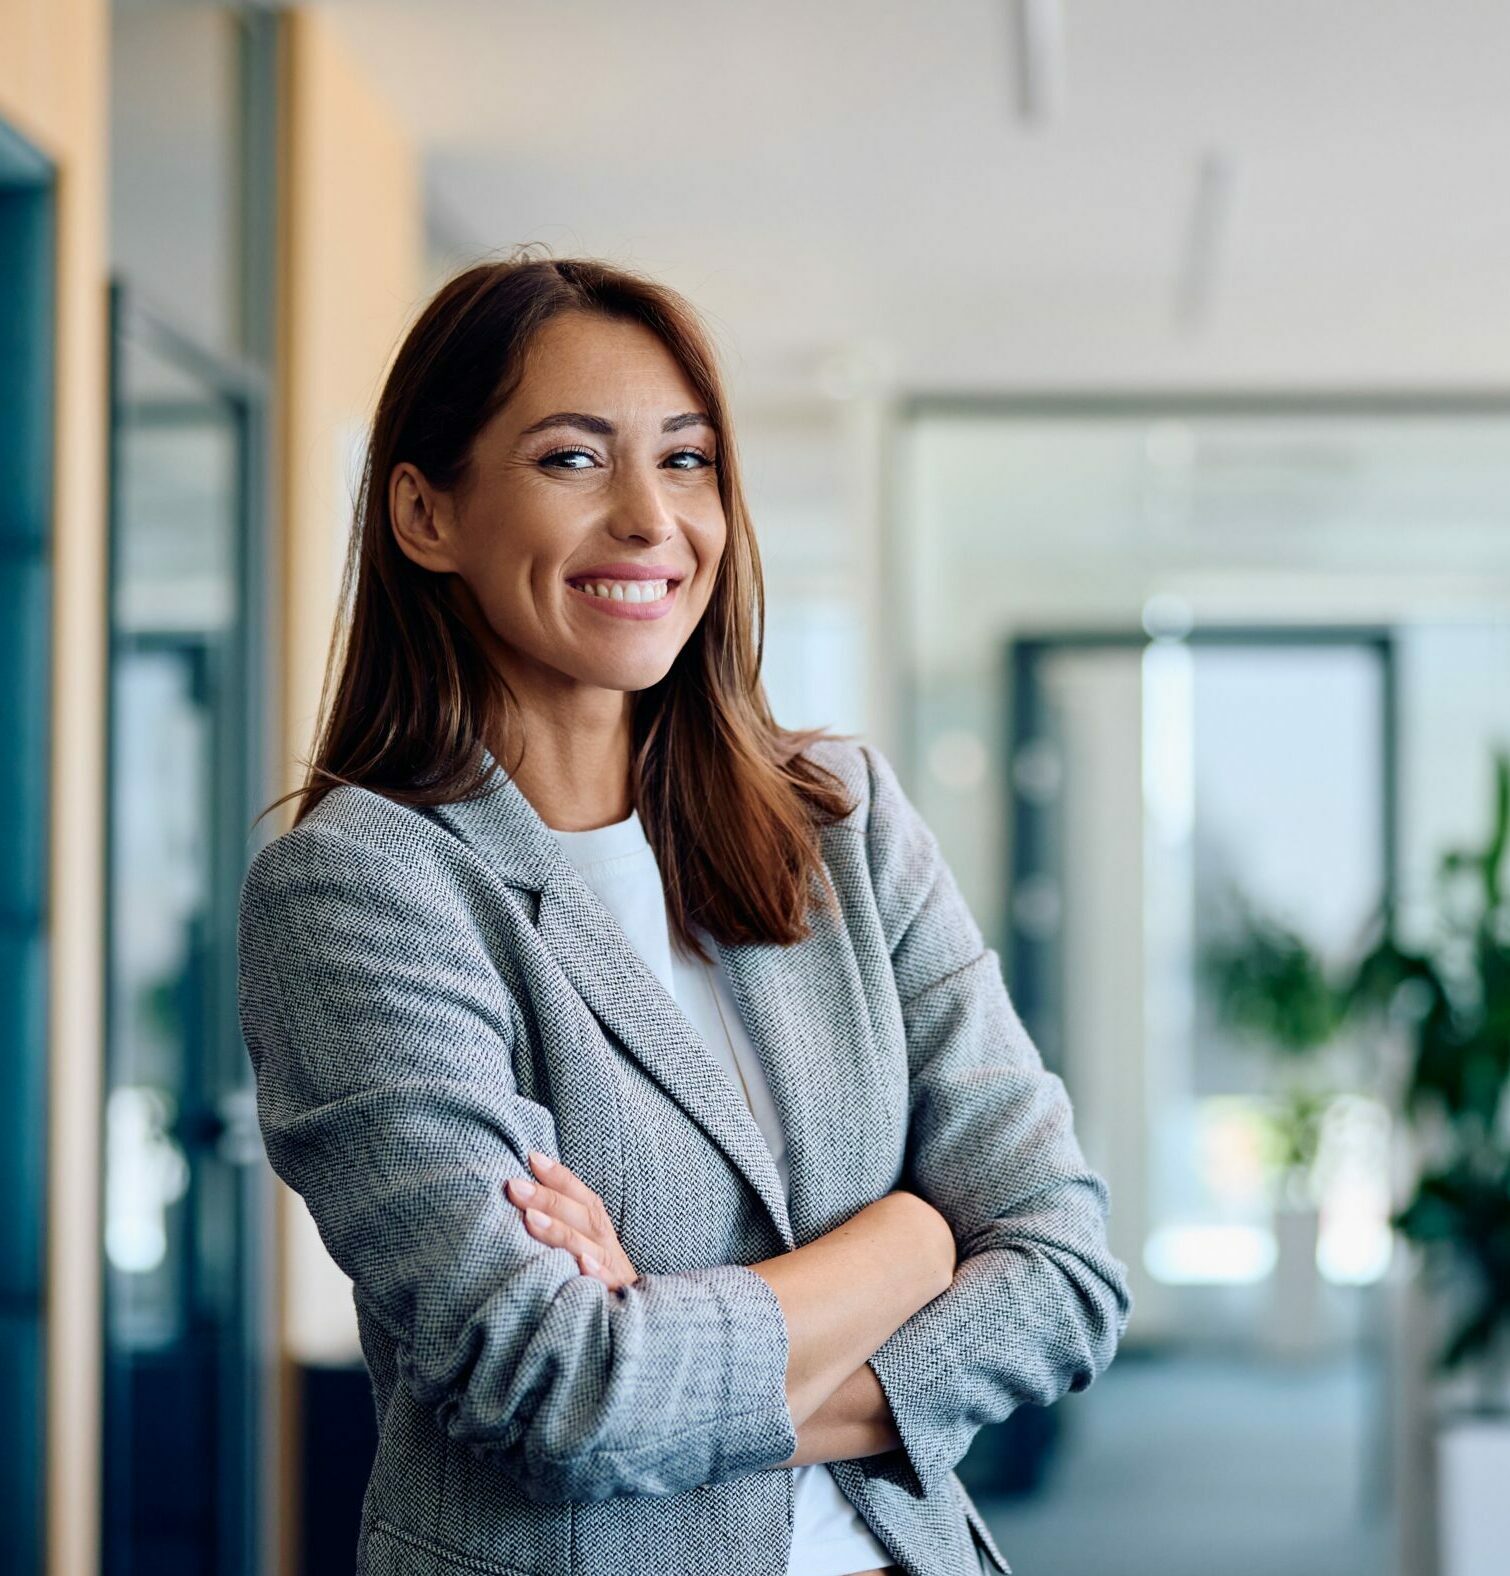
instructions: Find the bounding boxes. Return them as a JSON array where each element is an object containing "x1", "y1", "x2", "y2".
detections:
[{"x1": 235, "y1": 744, "x2": 1131, "y2": 1504}]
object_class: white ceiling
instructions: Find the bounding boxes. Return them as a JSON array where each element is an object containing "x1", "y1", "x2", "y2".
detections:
[{"x1": 309, "y1": 0, "x2": 1510, "y2": 399}]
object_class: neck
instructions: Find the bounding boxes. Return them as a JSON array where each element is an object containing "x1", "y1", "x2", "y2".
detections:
[{"x1": 491, "y1": 704, "x2": 636, "y2": 833}]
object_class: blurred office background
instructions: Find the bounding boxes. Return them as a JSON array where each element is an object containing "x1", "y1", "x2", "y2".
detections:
[{"x1": 5, "y1": 2, "x2": 1510, "y2": 1573}]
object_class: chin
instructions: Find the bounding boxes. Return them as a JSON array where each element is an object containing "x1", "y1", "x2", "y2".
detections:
[{"x1": 578, "y1": 655, "x2": 680, "y2": 693}]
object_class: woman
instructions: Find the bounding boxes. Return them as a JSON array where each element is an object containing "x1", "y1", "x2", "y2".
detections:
[{"x1": 237, "y1": 253, "x2": 1132, "y2": 1576}]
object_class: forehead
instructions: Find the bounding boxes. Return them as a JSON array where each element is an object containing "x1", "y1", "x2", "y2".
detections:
[{"x1": 512, "y1": 312, "x2": 701, "y2": 411}]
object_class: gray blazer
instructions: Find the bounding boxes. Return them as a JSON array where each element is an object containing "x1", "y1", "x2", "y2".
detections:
[{"x1": 236, "y1": 736, "x2": 1133, "y2": 1576}]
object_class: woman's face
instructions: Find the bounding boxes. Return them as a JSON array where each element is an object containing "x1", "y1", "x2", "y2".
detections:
[{"x1": 390, "y1": 309, "x2": 728, "y2": 704}]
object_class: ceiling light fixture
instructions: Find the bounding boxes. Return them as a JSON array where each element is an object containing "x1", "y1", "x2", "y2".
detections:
[
  {"x1": 1174, "y1": 149, "x2": 1236, "y2": 332},
  {"x1": 1013, "y1": 0, "x2": 1065, "y2": 125}
]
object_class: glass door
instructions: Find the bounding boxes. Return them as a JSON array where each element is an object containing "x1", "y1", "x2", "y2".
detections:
[
  {"x1": 1008, "y1": 629, "x2": 1398, "y2": 1342},
  {"x1": 102, "y1": 284, "x2": 270, "y2": 1576}
]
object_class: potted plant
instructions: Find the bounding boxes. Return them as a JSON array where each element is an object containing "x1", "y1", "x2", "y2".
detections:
[
  {"x1": 1341, "y1": 753, "x2": 1510, "y2": 1576},
  {"x1": 1201, "y1": 895, "x2": 1353, "y2": 1357}
]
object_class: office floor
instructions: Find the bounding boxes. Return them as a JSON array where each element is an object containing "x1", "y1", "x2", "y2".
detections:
[{"x1": 973, "y1": 1347, "x2": 1393, "y2": 1576}]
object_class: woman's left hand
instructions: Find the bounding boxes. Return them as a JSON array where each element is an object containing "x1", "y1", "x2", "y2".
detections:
[{"x1": 504, "y1": 1152, "x2": 640, "y2": 1292}]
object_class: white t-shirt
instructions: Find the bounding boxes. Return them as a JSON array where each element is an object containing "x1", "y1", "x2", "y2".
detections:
[{"x1": 547, "y1": 807, "x2": 895, "y2": 1576}]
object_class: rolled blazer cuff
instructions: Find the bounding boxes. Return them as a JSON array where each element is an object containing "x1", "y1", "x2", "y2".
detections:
[
  {"x1": 863, "y1": 1229, "x2": 1130, "y2": 1499},
  {"x1": 394, "y1": 1258, "x2": 799, "y2": 1505},
  {"x1": 691, "y1": 1262, "x2": 800, "y2": 1473},
  {"x1": 544, "y1": 1261, "x2": 799, "y2": 1501}
]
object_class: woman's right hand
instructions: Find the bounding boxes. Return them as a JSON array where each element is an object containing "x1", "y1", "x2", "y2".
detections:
[{"x1": 504, "y1": 1152, "x2": 640, "y2": 1292}]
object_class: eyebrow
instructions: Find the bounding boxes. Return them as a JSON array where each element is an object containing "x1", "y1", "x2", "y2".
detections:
[{"x1": 517, "y1": 410, "x2": 714, "y2": 438}]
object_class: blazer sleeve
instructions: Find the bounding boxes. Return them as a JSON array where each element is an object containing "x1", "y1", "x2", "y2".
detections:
[
  {"x1": 856, "y1": 743, "x2": 1134, "y2": 1500},
  {"x1": 236, "y1": 821, "x2": 798, "y2": 1506}
]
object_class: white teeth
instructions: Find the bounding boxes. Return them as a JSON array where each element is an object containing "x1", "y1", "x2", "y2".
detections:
[{"x1": 572, "y1": 578, "x2": 670, "y2": 603}]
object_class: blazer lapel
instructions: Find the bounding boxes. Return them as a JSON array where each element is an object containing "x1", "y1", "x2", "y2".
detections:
[
  {"x1": 711, "y1": 894, "x2": 877, "y2": 1244},
  {"x1": 429, "y1": 751, "x2": 796, "y2": 1252}
]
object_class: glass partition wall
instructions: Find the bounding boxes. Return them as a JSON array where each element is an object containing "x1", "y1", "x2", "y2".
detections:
[
  {"x1": 102, "y1": 286, "x2": 270, "y2": 1576},
  {"x1": 1009, "y1": 629, "x2": 1394, "y2": 1322}
]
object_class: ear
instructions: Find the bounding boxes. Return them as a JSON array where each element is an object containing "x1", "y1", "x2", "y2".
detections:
[{"x1": 390, "y1": 460, "x2": 461, "y2": 574}]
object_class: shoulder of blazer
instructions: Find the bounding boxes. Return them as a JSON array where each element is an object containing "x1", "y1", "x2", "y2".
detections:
[
  {"x1": 252, "y1": 782, "x2": 468, "y2": 891},
  {"x1": 798, "y1": 734, "x2": 874, "y2": 828}
]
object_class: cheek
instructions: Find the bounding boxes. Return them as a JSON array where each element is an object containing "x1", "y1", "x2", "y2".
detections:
[
  {"x1": 693, "y1": 503, "x2": 729, "y2": 565},
  {"x1": 448, "y1": 558, "x2": 550, "y2": 654},
  {"x1": 463, "y1": 557, "x2": 525, "y2": 618},
  {"x1": 456, "y1": 521, "x2": 562, "y2": 623}
]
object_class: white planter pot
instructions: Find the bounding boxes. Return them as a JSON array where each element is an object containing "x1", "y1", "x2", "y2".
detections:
[
  {"x1": 1437, "y1": 1414, "x2": 1510, "y2": 1576},
  {"x1": 1262, "y1": 1202, "x2": 1323, "y2": 1359}
]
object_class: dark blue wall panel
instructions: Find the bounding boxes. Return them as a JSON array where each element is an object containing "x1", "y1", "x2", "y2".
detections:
[{"x1": 0, "y1": 118, "x2": 56, "y2": 1576}]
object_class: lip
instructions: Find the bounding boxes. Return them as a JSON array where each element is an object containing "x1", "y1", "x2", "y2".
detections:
[
  {"x1": 564, "y1": 562, "x2": 686, "y2": 584},
  {"x1": 565, "y1": 578, "x2": 680, "y2": 622}
]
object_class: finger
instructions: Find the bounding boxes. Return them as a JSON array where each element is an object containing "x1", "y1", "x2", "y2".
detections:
[
  {"x1": 520, "y1": 1204, "x2": 601, "y2": 1268},
  {"x1": 516, "y1": 1199, "x2": 607, "y2": 1284},
  {"x1": 527, "y1": 1152, "x2": 603, "y2": 1215},
  {"x1": 504, "y1": 1175, "x2": 595, "y2": 1237},
  {"x1": 578, "y1": 1254, "x2": 630, "y2": 1293},
  {"x1": 527, "y1": 1154, "x2": 619, "y2": 1253}
]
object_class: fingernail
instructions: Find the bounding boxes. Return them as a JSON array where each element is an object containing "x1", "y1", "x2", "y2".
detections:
[
  {"x1": 510, "y1": 1178, "x2": 536, "y2": 1200},
  {"x1": 529, "y1": 1151, "x2": 554, "y2": 1171},
  {"x1": 526, "y1": 1207, "x2": 550, "y2": 1228},
  {"x1": 582, "y1": 1253, "x2": 601, "y2": 1273}
]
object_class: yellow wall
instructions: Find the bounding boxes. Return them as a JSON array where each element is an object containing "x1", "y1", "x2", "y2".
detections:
[
  {"x1": 273, "y1": 9, "x2": 421, "y2": 1565},
  {"x1": 279, "y1": 7, "x2": 422, "y2": 797},
  {"x1": 0, "y1": 3, "x2": 110, "y2": 1575}
]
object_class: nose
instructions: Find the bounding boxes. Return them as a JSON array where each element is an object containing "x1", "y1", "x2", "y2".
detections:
[{"x1": 608, "y1": 456, "x2": 677, "y2": 543}]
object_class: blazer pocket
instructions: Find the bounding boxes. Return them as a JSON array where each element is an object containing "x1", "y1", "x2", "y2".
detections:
[
  {"x1": 361, "y1": 1516, "x2": 537, "y2": 1576},
  {"x1": 436, "y1": 1438, "x2": 572, "y2": 1576}
]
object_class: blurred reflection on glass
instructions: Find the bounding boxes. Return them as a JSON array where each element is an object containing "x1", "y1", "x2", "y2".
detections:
[{"x1": 103, "y1": 289, "x2": 265, "y2": 1576}]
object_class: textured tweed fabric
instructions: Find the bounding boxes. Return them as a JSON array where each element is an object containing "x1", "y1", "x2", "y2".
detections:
[{"x1": 236, "y1": 737, "x2": 1133, "y2": 1576}]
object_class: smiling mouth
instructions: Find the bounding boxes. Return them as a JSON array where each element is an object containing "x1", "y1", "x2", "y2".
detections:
[
  {"x1": 564, "y1": 576, "x2": 682, "y2": 619},
  {"x1": 565, "y1": 575, "x2": 681, "y2": 603}
]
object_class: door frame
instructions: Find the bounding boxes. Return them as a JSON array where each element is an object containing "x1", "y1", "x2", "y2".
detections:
[
  {"x1": 1005, "y1": 624, "x2": 1400, "y2": 1069},
  {"x1": 0, "y1": 113, "x2": 56, "y2": 1576}
]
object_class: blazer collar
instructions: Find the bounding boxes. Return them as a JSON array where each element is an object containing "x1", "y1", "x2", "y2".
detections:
[
  {"x1": 425, "y1": 746, "x2": 563, "y2": 893},
  {"x1": 428, "y1": 747, "x2": 817, "y2": 1252}
]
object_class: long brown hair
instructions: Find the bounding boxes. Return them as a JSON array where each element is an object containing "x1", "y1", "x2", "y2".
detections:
[{"x1": 258, "y1": 248, "x2": 860, "y2": 959}]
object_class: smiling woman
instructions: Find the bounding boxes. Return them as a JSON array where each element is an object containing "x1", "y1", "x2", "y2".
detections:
[{"x1": 239, "y1": 249, "x2": 1125, "y2": 1576}]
